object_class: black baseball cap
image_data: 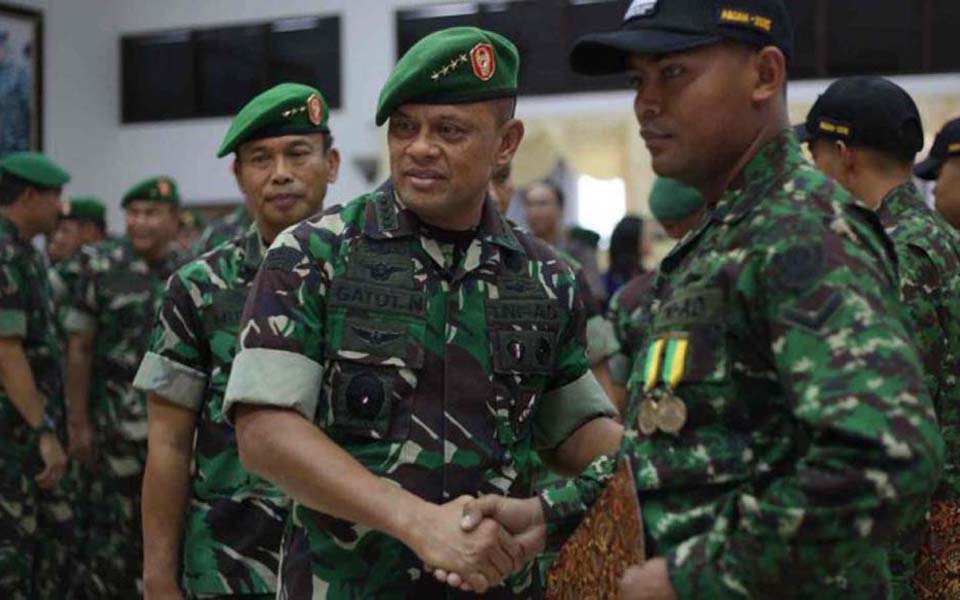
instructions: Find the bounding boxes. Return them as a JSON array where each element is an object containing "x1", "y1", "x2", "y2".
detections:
[
  {"x1": 794, "y1": 76, "x2": 924, "y2": 160},
  {"x1": 569, "y1": 0, "x2": 794, "y2": 76},
  {"x1": 914, "y1": 117, "x2": 960, "y2": 180}
]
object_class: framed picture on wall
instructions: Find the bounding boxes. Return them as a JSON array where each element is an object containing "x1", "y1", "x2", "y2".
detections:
[{"x1": 0, "y1": 3, "x2": 41, "y2": 155}]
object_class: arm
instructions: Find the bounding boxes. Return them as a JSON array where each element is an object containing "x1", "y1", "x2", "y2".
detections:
[
  {"x1": 65, "y1": 328, "x2": 96, "y2": 467},
  {"x1": 235, "y1": 404, "x2": 520, "y2": 591},
  {"x1": 141, "y1": 394, "x2": 194, "y2": 599},
  {"x1": 0, "y1": 337, "x2": 67, "y2": 490},
  {"x1": 540, "y1": 416, "x2": 623, "y2": 476}
]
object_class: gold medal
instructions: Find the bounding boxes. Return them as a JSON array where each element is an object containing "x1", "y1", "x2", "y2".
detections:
[
  {"x1": 656, "y1": 394, "x2": 687, "y2": 434},
  {"x1": 637, "y1": 397, "x2": 659, "y2": 436}
]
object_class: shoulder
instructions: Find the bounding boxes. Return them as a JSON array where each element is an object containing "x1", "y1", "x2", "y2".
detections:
[
  {"x1": 265, "y1": 193, "x2": 373, "y2": 270},
  {"x1": 611, "y1": 270, "x2": 657, "y2": 316},
  {"x1": 509, "y1": 225, "x2": 577, "y2": 279}
]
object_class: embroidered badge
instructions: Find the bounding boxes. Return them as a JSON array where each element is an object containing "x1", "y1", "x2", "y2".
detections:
[
  {"x1": 818, "y1": 119, "x2": 852, "y2": 138},
  {"x1": 624, "y1": 0, "x2": 658, "y2": 21},
  {"x1": 718, "y1": 8, "x2": 773, "y2": 33},
  {"x1": 471, "y1": 43, "x2": 496, "y2": 81},
  {"x1": 431, "y1": 52, "x2": 470, "y2": 82},
  {"x1": 949, "y1": 142, "x2": 960, "y2": 155},
  {"x1": 307, "y1": 93, "x2": 324, "y2": 126}
]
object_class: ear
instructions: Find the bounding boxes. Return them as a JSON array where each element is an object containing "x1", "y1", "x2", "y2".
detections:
[
  {"x1": 231, "y1": 158, "x2": 246, "y2": 195},
  {"x1": 836, "y1": 140, "x2": 856, "y2": 171},
  {"x1": 750, "y1": 46, "x2": 788, "y2": 104},
  {"x1": 325, "y1": 148, "x2": 341, "y2": 184},
  {"x1": 495, "y1": 119, "x2": 525, "y2": 171}
]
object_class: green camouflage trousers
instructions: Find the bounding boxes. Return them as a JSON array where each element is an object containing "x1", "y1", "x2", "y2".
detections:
[
  {"x1": 33, "y1": 460, "x2": 80, "y2": 600},
  {"x1": 0, "y1": 453, "x2": 39, "y2": 600},
  {"x1": 76, "y1": 437, "x2": 145, "y2": 599}
]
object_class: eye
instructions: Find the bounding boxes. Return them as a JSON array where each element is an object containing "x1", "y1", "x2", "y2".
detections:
[
  {"x1": 439, "y1": 122, "x2": 465, "y2": 139},
  {"x1": 662, "y1": 64, "x2": 685, "y2": 79},
  {"x1": 629, "y1": 74, "x2": 644, "y2": 91},
  {"x1": 390, "y1": 119, "x2": 417, "y2": 136}
]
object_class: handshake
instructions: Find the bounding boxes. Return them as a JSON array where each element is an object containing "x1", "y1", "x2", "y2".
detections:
[{"x1": 404, "y1": 495, "x2": 677, "y2": 598}]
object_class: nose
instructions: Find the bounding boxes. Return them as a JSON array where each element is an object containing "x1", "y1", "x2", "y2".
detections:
[
  {"x1": 270, "y1": 155, "x2": 295, "y2": 185},
  {"x1": 634, "y1": 81, "x2": 662, "y2": 122},
  {"x1": 405, "y1": 130, "x2": 440, "y2": 163}
]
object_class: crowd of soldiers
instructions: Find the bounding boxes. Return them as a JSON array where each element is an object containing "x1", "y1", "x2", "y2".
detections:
[{"x1": 1, "y1": 0, "x2": 960, "y2": 598}]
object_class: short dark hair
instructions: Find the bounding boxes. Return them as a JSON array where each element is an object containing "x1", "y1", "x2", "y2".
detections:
[
  {"x1": 0, "y1": 173, "x2": 34, "y2": 206},
  {"x1": 491, "y1": 97, "x2": 517, "y2": 125},
  {"x1": 526, "y1": 180, "x2": 565, "y2": 210}
]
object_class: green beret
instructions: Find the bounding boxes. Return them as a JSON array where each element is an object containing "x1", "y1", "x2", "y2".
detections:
[
  {"x1": 122, "y1": 176, "x2": 180, "y2": 208},
  {"x1": 376, "y1": 26, "x2": 519, "y2": 126},
  {"x1": 217, "y1": 83, "x2": 330, "y2": 158},
  {"x1": 569, "y1": 226, "x2": 601, "y2": 249},
  {"x1": 649, "y1": 178, "x2": 705, "y2": 222},
  {"x1": 63, "y1": 197, "x2": 106, "y2": 223},
  {"x1": 0, "y1": 151, "x2": 70, "y2": 188}
]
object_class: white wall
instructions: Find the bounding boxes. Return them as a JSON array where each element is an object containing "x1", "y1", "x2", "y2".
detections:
[{"x1": 28, "y1": 0, "x2": 960, "y2": 234}]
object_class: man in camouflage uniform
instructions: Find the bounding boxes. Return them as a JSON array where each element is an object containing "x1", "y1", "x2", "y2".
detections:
[
  {"x1": 134, "y1": 83, "x2": 341, "y2": 600},
  {"x1": 800, "y1": 75, "x2": 960, "y2": 598},
  {"x1": 460, "y1": 1, "x2": 944, "y2": 598},
  {"x1": 916, "y1": 117, "x2": 960, "y2": 232},
  {"x1": 223, "y1": 27, "x2": 623, "y2": 598},
  {"x1": 64, "y1": 176, "x2": 186, "y2": 598},
  {"x1": 607, "y1": 177, "x2": 704, "y2": 412},
  {"x1": 0, "y1": 152, "x2": 69, "y2": 599}
]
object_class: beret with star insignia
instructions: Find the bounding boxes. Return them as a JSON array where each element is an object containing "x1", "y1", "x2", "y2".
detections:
[
  {"x1": 375, "y1": 26, "x2": 519, "y2": 126},
  {"x1": 122, "y1": 175, "x2": 180, "y2": 207},
  {"x1": 217, "y1": 82, "x2": 331, "y2": 158}
]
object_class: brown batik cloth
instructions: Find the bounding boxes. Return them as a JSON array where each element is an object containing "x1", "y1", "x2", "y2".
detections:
[{"x1": 914, "y1": 500, "x2": 960, "y2": 599}]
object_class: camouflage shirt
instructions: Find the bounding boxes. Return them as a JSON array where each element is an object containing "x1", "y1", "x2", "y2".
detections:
[
  {"x1": 0, "y1": 215, "x2": 62, "y2": 455},
  {"x1": 606, "y1": 270, "x2": 656, "y2": 386},
  {"x1": 540, "y1": 131, "x2": 944, "y2": 599},
  {"x1": 193, "y1": 205, "x2": 252, "y2": 255},
  {"x1": 64, "y1": 239, "x2": 186, "y2": 477},
  {"x1": 134, "y1": 226, "x2": 288, "y2": 596},
  {"x1": 876, "y1": 181, "x2": 960, "y2": 500},
  {"x1": 223, "y1": 182, "x2": 616, "y2": 599}
]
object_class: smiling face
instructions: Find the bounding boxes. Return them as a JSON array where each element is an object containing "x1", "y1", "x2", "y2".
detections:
[
  {"x1": 235, "y1": 133, "x2": 339, "y2": 243},
  {"x1": 387, "y1": 100, "x2": 523, "y2": 230},
  {"x1": 628, "y1": 42, "x2": 765, "y2": 188},
  {"x1": 125, "y1": 200, "x2": 179, "y2": 260}
]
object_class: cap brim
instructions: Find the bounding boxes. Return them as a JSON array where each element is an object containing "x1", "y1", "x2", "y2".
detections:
[
  {"x1": 913, "y1": 156, "x2": 942, "y2": 181},
  {"x1": 569, "y1": 30, "x2": 721, "y2": 76}
]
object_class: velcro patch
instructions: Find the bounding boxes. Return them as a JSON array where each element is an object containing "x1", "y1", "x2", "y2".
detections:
[
  {"x1": 718, "y1": 7, "x2": 773, "y2": 33},
  {"x1": 264, "y1": 246, "x2": 303, "y2": 271},
  {"x1": 329, "y1": 280, "x2": 426, "y2": 316},
  {"x1": 653, "y1": 287, "x2": 724, "y2": 332}
]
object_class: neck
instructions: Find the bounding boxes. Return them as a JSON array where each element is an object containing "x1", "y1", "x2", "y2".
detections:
[
  {"x1": 699, "y1": 115, "x2": 788, "y2": 205},
  {"x1": 418, "y1": 194, "x2": 485, "y2": 232},
  {"x1": 257, "y1": 220, "x2": 280, "y2": 246},
  {"x1": 0, "y1": 206, "x2": 33, "y2": 239},
  {"x1": 852, "y1": 171, "x2": 912, "y2": 211},
  {"x1": 138, "y1": 243, "x2": 170, "y2": 263}
]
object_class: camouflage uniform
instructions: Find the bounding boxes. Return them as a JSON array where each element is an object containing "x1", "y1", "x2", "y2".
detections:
[
  {"x1": 0, "y1": 215, "x2": 64, "y2": 599},
  {"x1": 194, "y1": 205, "x2": 252, "y2": 255},
  {"x1": 540, "y1": 131, "x2": 944, "y2": 598},
  {"x1": 133, "y1": 226, "x2": 288, "y2": 599},
  {"x1": 223, "y1": 182, "x2": 616, "y2": 599},
  {"x1": 874, "y1": 182, "x2": 960, "y2": 596},
  {"x1": 64, "y1": 238, "x2": 186, "y2": 598},
  {"x1": 607, "y1": 270, "x2": 657, "y2": 388}
]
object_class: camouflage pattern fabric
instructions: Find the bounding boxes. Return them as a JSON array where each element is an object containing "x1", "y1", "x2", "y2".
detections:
[
  {"x1": 874, "y1": 182, "x2": 960, "y2": 597},
  {"x1": 540, "y1": 130, "x2": 944, "y2": 599},
  {"x1": 606, "y1": 270, "x2": 657, "y2": 386},
  {"x1": 223, "y1": 182, "x2": 616, "y2": 599},
  {"x1": 64, "y1": 238, "x2": 187, "y2": 598},
  {"x1": 134, "y1": 226, "x2": 289, "y2": 597},
  {"x1": 194, "y1": 205, "x2": 252, "y2": 255},
  {"x1": 0, "y1": 215, "x2": 64, "y2": 599},
  {"x1": 554, "y1": 247, "x2": 619, "y2": 367}
]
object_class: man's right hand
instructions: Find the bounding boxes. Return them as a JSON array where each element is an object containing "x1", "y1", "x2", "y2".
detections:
[
  {"x1": 36, "y1": 432, "x2": 67, "y2": 490},
  {"x1": 403, "y1": 495, "x2": 524, "y2": 594},
  {"x1": 68, "y1": 416, "x2": 96, "y2": 468},
  {"x1": 432, "y1": 495, "x2": 547, "y2": 590}
]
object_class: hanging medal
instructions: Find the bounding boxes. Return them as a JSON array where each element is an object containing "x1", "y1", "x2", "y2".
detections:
[
  {"x1": 637, "y1": 338, "x2": 665, "y2": 435},
  {"x1": 656, "y1": 336, "x2": 689, "y2": 435}
]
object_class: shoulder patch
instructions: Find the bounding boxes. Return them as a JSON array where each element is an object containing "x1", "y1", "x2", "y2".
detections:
[{"x1": 263, "y1": 246, "x2": 303, "y2": 271}]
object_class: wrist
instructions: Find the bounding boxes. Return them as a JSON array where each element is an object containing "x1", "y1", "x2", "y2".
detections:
[
  {"x1": 32, "y1": 413, "x2": 56, "y2": 438},
  {"x1": 385, "y1": 494, "x2": 433, "y2": 550}
]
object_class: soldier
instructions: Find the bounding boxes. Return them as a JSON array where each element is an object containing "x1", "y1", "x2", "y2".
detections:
[
  {"x1": 798, "y1": 75, "x2": 960, "y2": 598},
  {"x1": 0, "y1": 152, "x2": 69, "y2": 599},
  {"x1": 607, "y1": 178, "x2": 704, "y2": 411},
  {"x1": 48, "y1": 197, "x2": 107, "y2": 264},
  {"x1": 133, "y1": 83, "x2": 341, "y2": 600},
  {"x1": 176, "y1": 208, "x2": 206, "y2": 252},
  {"x1": 915, "y1": 117, "x2": 960, "y2": 231},
  {"x1": 223, "y1": 27, "x2": 623, "y2": 598},
  {"x1": 64, "y1": 176, "x2": 186, "y2": 598},
  {"x1": 459, "y1": 1, "x2": 944, "y2": 598}
]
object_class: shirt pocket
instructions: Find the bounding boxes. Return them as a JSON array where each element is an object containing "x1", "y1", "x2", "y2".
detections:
[
  {"x1": 324, "y1": 315, "x2": 425, "y2": 442},
  {"x1": 488, "y1": 327, "x2": 558, "y2": 447}
]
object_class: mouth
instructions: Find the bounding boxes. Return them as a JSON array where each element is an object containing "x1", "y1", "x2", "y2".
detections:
[
  {"x1": 403, "y1": 168, "x2": 447, "y2": 191},
  {"x1": 640, "y1": 127, "x2": 673, "y2": 152},
  {"x1": 266, "y1": 194, "x2": 303, "y2": 211}
]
